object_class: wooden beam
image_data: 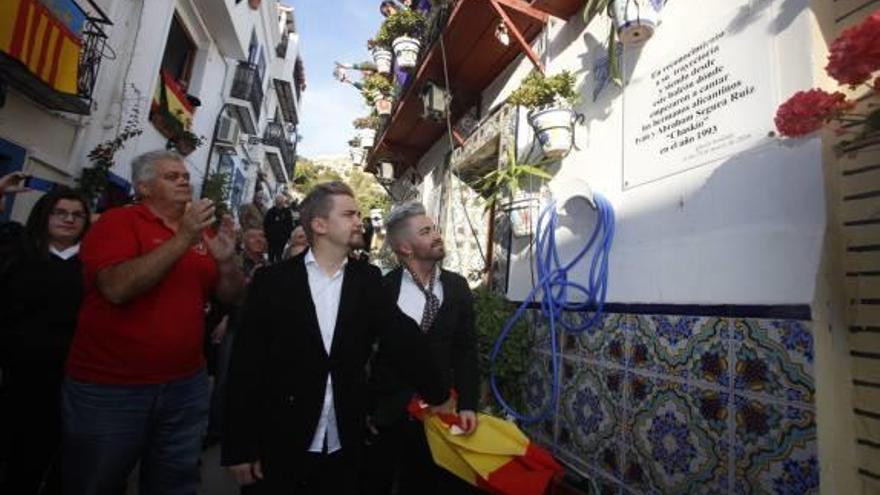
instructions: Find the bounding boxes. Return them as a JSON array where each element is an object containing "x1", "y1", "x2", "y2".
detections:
[
  {"x1": 493, "y1": 0, "x2": 549, "y2": 22},
  {"x1": 486, "y1": 0, "x2": 545, "y2": 73}
]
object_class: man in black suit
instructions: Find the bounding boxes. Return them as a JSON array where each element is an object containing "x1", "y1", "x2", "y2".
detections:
[
  {"x1": 222, "y1": 182, "x2": 451, "y2": 494},
  {"x1": 263, "y1": 194, "x2": 294, "y2": 263},
  {"x1": 364, "y1": 201, "x2": 480, "y2": 495}
]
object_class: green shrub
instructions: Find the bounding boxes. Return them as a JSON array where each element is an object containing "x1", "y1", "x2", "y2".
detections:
[
  {"x1": 507, "y1": 71, "x2": 578, "y2": 110},
  {"x1": 376, "y1": 9, "x2": 426, "y2": 46}
]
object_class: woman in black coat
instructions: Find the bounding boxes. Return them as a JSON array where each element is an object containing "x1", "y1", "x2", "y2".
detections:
[{"x1": 0, "y1": 187, "x2": 91, "y2": 494}]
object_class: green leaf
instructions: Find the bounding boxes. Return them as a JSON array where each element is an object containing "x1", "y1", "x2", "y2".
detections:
[
  {"x1": 516, "y1": 165, "x2": 553, "y2": 179},
  {"x1": 609, "y1": 28, "x2": 623, "y2": 87},
  {"x1": 583, "y1": 0, "x2": 611, "y2": 27}
]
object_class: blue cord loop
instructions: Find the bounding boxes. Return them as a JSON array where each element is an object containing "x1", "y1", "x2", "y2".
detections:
[{"x1": 490, "y1": 193, "x2": 616, "y2": 424}]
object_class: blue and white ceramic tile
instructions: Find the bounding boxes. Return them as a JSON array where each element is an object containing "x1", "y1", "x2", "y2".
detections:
[
  {"x1": 516, "y1": 313, "x2": 816, "y2": 494},
  {"x1": 731, "y1": 319, "x2": 814, "y2": 404}
]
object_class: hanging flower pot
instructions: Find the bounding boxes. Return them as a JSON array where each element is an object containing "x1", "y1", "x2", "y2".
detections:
[
  {"x1": 611, "y1": 0, "x2": 660, "y2": 45},
  {"x1": 528, "y1": 106, "x2": 577, "y2": 159},
  {"x1": 372, "y1": 48, "x2": 393, "y2": 75},
  {"x1": 375, "y1": 96, "x2": 393, "y2": 116},
  {"x1": 358, "y1": 128, "x2": 377, "y2": 148},
  {"x1": 392, "y1": 36, "x2": 421, "y2": 69},
  {"x1": 501, "y1": 191, "x2": 542, "y2": 238}
]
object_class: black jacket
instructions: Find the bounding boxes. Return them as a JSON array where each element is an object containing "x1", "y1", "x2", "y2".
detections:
[
  {"x1": 262, "y1": 206, "x2": 293, "y2": 243},
  {"x1": 221, "y1": 252, "x2": 449, "y2": 483},
  {"x1": 370, "y1": 267, "x2": 479, "y2": 426},
  {"x1": 0, "y1": 247, "x2": 83, "y2": 388}
]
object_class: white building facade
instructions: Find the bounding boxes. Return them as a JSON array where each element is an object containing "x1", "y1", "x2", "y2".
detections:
[
  {"x1": 0, "y1": 0, "x2": 304, "y2": 226},
  {"x1": 362, "y1": 0, "x2": 878, "y2": 493}
]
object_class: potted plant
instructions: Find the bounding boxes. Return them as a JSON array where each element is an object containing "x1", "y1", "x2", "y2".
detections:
[
  {"x1": 362, "y1": 74, "x2": 394, "y2": 116},
  {"x1": 508, "y1": 71, "x2": 579, "y2": 159},
  {"x1": 376, "y1": 9, "x2": 426, "y2": 69},
  {"x1": 473, "y1": 286, "x2": 532, "y2": 413},
  {"x1": 353, "y1": 115, "x2": 380, "y2": 149},
  {"x1": 774, "y1": 10, "x2": 880, "y2": 155},
  {"x1": 584, "y1": 0, "x2": 666, "y2": 90},
  {"x1": 368, "y1": 38, "x2": 393, "y2": 75},
  {"x1": 474, "y1": 146, "x2": 552, "y2": 237},
  {"x1": 171, "y1": 130, "x2": 205, "y2": 157}
]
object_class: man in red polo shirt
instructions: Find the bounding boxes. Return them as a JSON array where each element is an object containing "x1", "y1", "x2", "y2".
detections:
[{"x1": 61, "y1": 150, "x2": 245, "y2": 495}]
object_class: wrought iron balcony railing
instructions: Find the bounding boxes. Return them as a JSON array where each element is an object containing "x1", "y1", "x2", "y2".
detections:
[
  {"x1": 263, "y1": 121, "x2": 296, "y2": 176},
  {"x1": 231, "y1": 62, "x2": 264, "y2": 121}
]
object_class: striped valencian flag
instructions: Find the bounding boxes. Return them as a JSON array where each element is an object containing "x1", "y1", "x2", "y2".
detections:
[{"x1": 0, "y1": 0, "x2": 85, "y2": 95}]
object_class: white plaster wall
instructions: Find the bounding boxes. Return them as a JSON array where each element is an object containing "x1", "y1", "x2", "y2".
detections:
[{"x1": 417, "y1": 0, "x2": 826, "y2": 306}]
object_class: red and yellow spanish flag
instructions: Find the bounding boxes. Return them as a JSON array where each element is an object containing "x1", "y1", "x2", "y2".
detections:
[
  {"x1": 409, "y1": 398, "x2": 564, "y2": 495},
  {"x1": 151, "y1": 70, "x2": 195, "y2": 137},
  {"x1": 0, "y1": 0, "x2": 84, "y2": 94}
]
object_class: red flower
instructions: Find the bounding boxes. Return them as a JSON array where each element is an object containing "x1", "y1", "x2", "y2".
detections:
[
  {"x1": 774, "y1": 89, "x2": 852, "y2": 137},
  {"x1": 826, "y1": 10, "x2": 880, "y2": 86}
]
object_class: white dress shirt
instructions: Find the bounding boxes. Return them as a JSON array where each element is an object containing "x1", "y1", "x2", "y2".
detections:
[
  {"x1": 49, "y1": 244, "x2": 80, "y2": 260},
  {"x1": 304, "y1": 249, "x2": 346, "y2": 454},
  {"x1": 397, "y1": 266, "x2": 444, "y2": 326}
]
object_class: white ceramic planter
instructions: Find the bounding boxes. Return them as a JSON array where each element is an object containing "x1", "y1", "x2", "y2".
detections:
[
  {"x1": 358, "y1": 128, "x2": 376, "y2": 148},
  {"x1": 372, "y1": 48, "x2": 393, "y2": 74},
  {"x1": 612, "y1": 0, "x2": 660, "y2": 45},
  {"x1": 375, "y1": 97, "x2": 393, "y2": 116},
  {"x1": 528, "y1": 106, "x2": 576, "y2": 159},
  {"x1": 502, "y1": 192, "x2": 542, "y2": 238},
  {"x1": 392, "y1": 36, "x2": 421, "y2": 69}
]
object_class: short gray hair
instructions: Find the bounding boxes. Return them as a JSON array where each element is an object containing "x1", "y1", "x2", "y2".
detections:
[
  {"x1": 131, "y1": 150, "x2": 184, "y2": 188},
  {"x1": 385, "y1": 201, "x2": 426, "y2": 251}
]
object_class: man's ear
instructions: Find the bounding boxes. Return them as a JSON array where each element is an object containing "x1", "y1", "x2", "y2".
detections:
[
  {"x1": 311, "y1": 217, "x2": 327, "y2": 237},
  {"x1": 135, "y1": 181, "x2": 150, "y2": 199}
]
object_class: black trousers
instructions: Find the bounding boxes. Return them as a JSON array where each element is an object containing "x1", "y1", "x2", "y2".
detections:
[
  {"x1": 361, "y1": 417, "x2": 482, "y2": 495},
  {"x1": 242, "y1": 450, "x2": 357, "y2": 495}
]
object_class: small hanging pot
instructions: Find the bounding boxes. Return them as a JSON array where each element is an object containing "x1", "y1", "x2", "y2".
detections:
[
  {"x1": 611, "y1": 0, "x2": 660, "y2": 45},
  {"x1": 358, "y1": 128, "x2": 376, "y2": 148},
  {"x1": 375, "y1": 96, "x2": 393, "y2": 116},
  {"x1": 501, "y1": 191, "x2": 542, "y2": 238},
  {"x1": 350, "y1": 146, "x2": 365, "y2": 165},
  {"x1": 392, "y1": 36, "x2": 421, "y2": 69},
  {"x1": 372, "y1": 48, "x2": 393, "y2": 75},
  {"x1": 528, "y1": 105, "x2": 576, "y2": 159}
]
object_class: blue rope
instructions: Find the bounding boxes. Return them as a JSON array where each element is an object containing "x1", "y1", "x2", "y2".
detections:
[{"x1": 489, "y1": 193, "x2": 616, "y2": 424}]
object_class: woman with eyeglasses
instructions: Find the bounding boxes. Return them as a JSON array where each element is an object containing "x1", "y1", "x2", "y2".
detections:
[{"x1": 0, "y1": 187, "x2": 91, "y2": 495}]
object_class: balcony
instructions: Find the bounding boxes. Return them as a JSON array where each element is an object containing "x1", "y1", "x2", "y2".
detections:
[
  {"x1": 262, "y1": 121, "x2": 296, "y2": 181},
  {"x1": 0, "y1": 0, "x2": 112, "y2": 115},
  {"x1": 229, "y1": 62, "x2": 264, "y2": 134},
  {"x1": 192, "y1": 0, "x2": 250, "y2": 59},
  {"x1": 365, "y1": 0, "x2": 548, "y2": 174}
]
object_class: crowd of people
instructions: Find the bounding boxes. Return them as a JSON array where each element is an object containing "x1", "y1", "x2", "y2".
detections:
[{"x1": 0, "y1": 148, "x2": 481, "y2": 495}]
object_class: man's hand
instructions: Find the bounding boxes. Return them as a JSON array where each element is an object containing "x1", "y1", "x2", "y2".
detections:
[
  {"x1": 177, "y1": 199, "x2": 215, "y2": 246},
  {"x1": 458, "y1": 410, "x2": 478, "y2": 435},
  {"x1": 205, "y1": 214, "x2": 236, "y2": 263},
  {"x1": 428, "y1": 395, "x2": 455, "y2": 416},
  {"x1": 227, "y1": 461, "x2": 263, "y2": 485}
]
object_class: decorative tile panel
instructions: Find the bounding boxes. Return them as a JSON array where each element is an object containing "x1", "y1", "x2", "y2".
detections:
[{"x1": 515, "y1": 311, "x2": 817, "y2": 495}]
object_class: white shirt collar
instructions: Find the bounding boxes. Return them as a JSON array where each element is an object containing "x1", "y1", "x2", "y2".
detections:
[
  {"x1": 50, "y1": 244, "x2": 80, "y2": 260},
  {"x1": 401, "y1": 264, "x2": 441, "y2": 287},
  {"x1": 304, "y1": 249, "x2": 348, "y2": 278}
]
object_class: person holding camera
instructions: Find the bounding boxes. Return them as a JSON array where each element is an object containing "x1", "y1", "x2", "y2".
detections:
[{"x1": 61, "y1": 150, "x2": 245, "y2": 495}]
